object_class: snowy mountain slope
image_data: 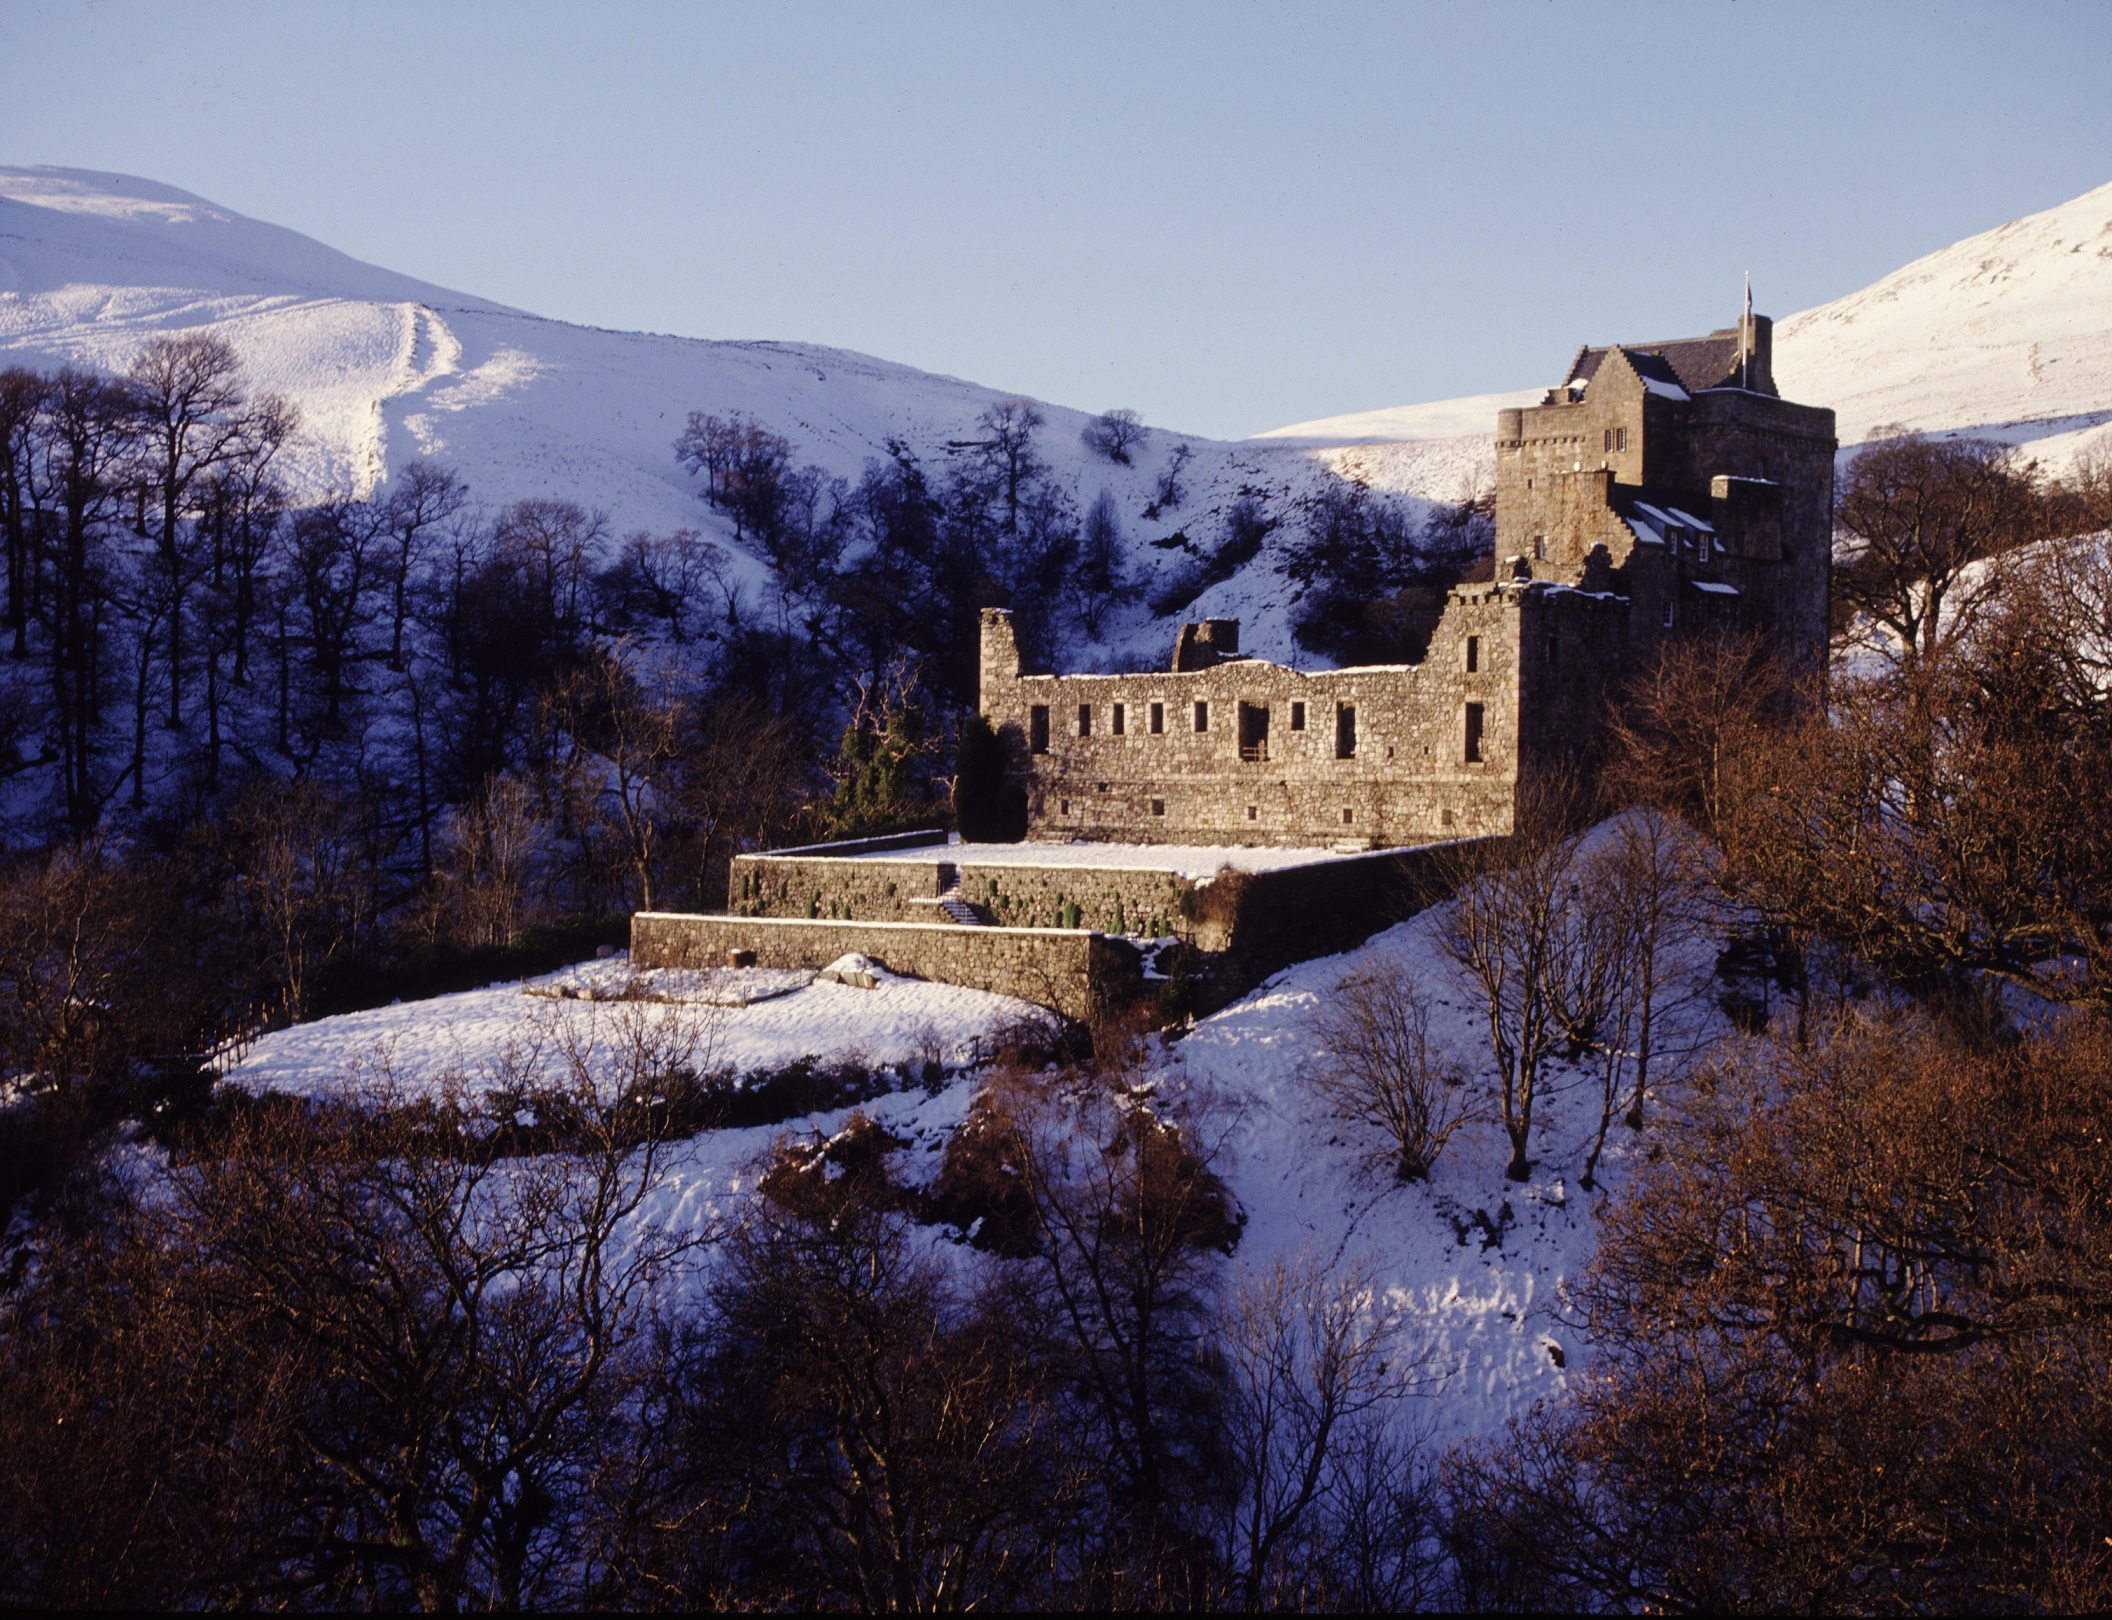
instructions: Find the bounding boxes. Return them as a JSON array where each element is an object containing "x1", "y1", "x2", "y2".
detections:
[
  {"x1": 13, "y1": 163, "x2": 2104, "y2": 673},
  {"x1": 1772, "y1": 178, "x2": 2112, "y2": 468},
  {"x1": 0, "y1": 165, "x2": 1360, "y2": 665},
  {"x1": 1253, "y1": 179, "x2": 2112, "y2": 485}
]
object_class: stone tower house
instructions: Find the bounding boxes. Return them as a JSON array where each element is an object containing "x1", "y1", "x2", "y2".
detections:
[{"x1": 1494, "y1": 312, "x2": 1836, "y2": 677}]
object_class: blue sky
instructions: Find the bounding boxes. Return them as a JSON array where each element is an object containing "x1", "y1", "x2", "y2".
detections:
[{"x1": 4, "y1": 0, "x2": 2107, "y2": 438}]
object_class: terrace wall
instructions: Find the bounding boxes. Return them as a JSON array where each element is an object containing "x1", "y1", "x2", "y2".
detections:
[{"x1": 630, "y1": 912, "x2": 1140, "y2": 1023}]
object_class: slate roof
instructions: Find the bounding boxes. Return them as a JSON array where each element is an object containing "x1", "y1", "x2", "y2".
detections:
[{"x1": 1562, "y1": 327, "x2": 1766, "y2": 395}]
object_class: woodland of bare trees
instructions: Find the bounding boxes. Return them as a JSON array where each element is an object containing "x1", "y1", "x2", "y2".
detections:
[
  {"x1": 0, "y1": 1008, "x2": 1463, "y2": 1611},
  {"x1": 5, "y1": 330, "x2": 2112, "y2": 1613},
  {"x1": 1430, "y1": 462, "x2": 2112, "y2": 1610}
]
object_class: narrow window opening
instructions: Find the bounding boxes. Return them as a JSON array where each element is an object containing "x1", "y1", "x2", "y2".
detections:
[
  {"x1": 1112, "y1": 702, "x2": 1125, "y2": 735},
  {"x1": 1533, "y1": 534, "x2": 1547, "y2": 562},
  {"x1": 1342, "y1": 808, "x2": 1354, "y2": 825},
  {"x1": 1603, "y1": 429, "x2": 1613, "y2": 453},
  {"x1": 1616, "y1": 426, "x2": 1628, "y2": 452},
  {"x1": 1465, "y1": 634, "x2": 1479, "y2": 673},
  {"x1": 1078, "y1": 703, "x2": 1092, "y2": 737},
  {"x1": 1029, "y1": 705, "x2": 1049, "y2": 754},
  {"x1": 1151, "y1": 798, "x2": 1165, "y2": 817},
  {"x1": 1289, "y1": 701, "x2": 1306, "y2": 731},
  {"x1": 1193, "y1": 700, "x2": 1208, "y2": 732},
  {"x1": 1663, "y1": 600, "x2": 1676, "y2": 629},
  {"x1": 1059, "y1": 799, "x2": 1069, "y2": 815},
  {"x1": 1238, "y1": 702, "x2": 1269, "y2": 762},
  {"x1": 1441, "y1": 807, "x2": 1456, "y2": 828},
  {"x1": 1334, "y1": 704, "x2": 1357, "y2": 760},
  {"x1": 1149, "y1": 702, "x2": 1164, "y2": 734},
  {"x1": 1464, "y1": 701, "x2": 1485, "y2": 764},
  {"x1": 1246, "y1": 805, "x2": 1257, "y2": 821}
]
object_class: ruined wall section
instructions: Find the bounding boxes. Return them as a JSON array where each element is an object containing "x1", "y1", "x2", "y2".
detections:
[
  {"x1": 631, "y1": 912, "x2": 1135, "y2": 1024},
  {"x1": 1514, "y1": 587, "x2": 1634, "y2": 783},
  {"x1": 731, "y1": 850, "x2": 1204, "y2": 941},
  {"x1": 980, "y1": 593, "x2": 1531, "y2": 849}
]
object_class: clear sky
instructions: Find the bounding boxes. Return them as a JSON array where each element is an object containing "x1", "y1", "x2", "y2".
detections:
[{"x1": 4, "y1": 0, "x2": 2108, "y2": 439}]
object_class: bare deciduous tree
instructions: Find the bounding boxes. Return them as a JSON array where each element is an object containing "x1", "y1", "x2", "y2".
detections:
[
  {"x1": 669, "y1": 1114, "x2": 1066, "y2": 1610},
  {"x1": 1217, "y1": 1252, "x2": 1432, "y2": 1610},
  {"x1": 1073, "y1": 488, "x2": 1128, "y2": 640},
  {"x1": 1152, "y1": 441, "x2": 1192, "y2": 511},
  {"x1": 1438, "y1": 797, "x2": 1585, "y2": 1183},
  {"x1": 222, "y1": 779, "x2": 378, "y2": 1022},
  {"x1": 127, "y1": 332, "x2": 252, "y2": 728},
  {"x1": 1309, "y1": 970, "x2": 1473, "y2": 1181},
  {"x1": 969, "y1": 1060, "x2": 1241, "y2": 1557},
  {"x1": 1082, "y1": 407, "x2": 1148, "y2": 465},
  {"x1": 1835, "y1": 431, "x2": 2040, "y2": 665},
  {"x1": 0, "y1": 1004, "x2": 713, "y2": 1611},
  {"x1": 1560, "y1": 811, "x2": 1711, "y2": 1188}
]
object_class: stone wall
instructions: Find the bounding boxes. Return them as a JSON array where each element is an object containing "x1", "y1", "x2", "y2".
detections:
[
  {"x1": 734, "y1": 848, "x2": 1211, "y2": 940},
  {"x1": 979, "y1": 593, "x2": 1532, "y2": 850},
  {"x1": 630, "y1": 912, "x2": 1138, "y2": 1023},
  {"x1": 1208, "y1": 836, "x2": 1498, "y2": 989}
]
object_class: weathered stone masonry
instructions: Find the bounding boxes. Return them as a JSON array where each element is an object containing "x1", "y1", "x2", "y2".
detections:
[
  {"x1": 726, "y1": 833, "x2": 1493, "y2": 957},
  {"x1": 631, "y1": 309, "x2": 1834, "y2": 1018},
  {"x1": 630, "y1": 912, "x2": 1136, "y2": 1023},
  {"x1": 985, "y1": 309, "x2": 1834, "y2": 851},
  {"x1": 981, "y1": 585, "x2": 1627, "y2": 849}
]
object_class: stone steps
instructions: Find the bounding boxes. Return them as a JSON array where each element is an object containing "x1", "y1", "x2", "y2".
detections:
[{"x1": 936, "y1": 889, "x2": 985, "y2": 926}]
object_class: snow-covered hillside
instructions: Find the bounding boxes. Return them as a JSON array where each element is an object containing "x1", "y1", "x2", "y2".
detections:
[
  {"x1": 7, "y1": 164, "x2": 2107, "y2": 667},
  {"x1": 0, "y1": 165, "x2": 1356, "y2": 665},
  {"x1": 1258, "y1": 180, "x2": 2112, "y2": 487},
  {"x1": 223, "y1": 830, "x2": 1727, "y2": 1451}
]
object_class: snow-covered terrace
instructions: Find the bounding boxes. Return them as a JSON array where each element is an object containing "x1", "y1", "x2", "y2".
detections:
[{"x1": 817, "y1": 834, "x2": 1377, "y2": 880}]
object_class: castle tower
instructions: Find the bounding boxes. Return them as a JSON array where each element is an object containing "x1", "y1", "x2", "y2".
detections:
[{"x1": 1492, "y1": 309, "x2": 1834, "y2": 678}]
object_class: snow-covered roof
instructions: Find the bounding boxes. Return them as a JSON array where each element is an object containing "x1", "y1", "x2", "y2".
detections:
[
  {"x1": 1665, "y1": 505, "x2": 1715, "y2": 532},
  {"x1": 1625, "y1": 516, "x2": 1666, "y2": 548},
  {"x1": 1641, "y1": 374, "x2": 1692, "y2": 402},
  {"x1": 1690, "y1": 580, "x2": 1741, "y2": 596}
]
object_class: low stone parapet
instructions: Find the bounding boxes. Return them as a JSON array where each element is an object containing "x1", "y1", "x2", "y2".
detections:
[{"x1": 629, "y1": 913, "x2": 1141, "y2": 1023}]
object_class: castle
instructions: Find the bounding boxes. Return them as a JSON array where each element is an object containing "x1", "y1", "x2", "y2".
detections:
[
  {"x1": 633, "y1": 311, "x2": 1836, "y2": 1016},
  {"x1": 980, "y1": 310, "x2": 1835, "y2": 847}
]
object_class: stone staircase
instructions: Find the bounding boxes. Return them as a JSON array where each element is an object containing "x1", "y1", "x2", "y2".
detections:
[{"x1": 936, "y1": 887, "x2": 985, "y2": 926}]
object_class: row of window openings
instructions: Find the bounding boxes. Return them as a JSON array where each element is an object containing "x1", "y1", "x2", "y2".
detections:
[
  {"x1": 1029, "y1": 643, "x2": 1487, "y2": 757},
  {"x1": 1060, "y1": 799, "x2": 1371, "y2": 826},
  {"x1": 1032, "y1": 699, "x2": 1353, "y2": 757},
  {"x1": 1603, "y1": 427, "x2": 1629, "y2": 453},
  {"x1": 1035, "y1": 700, "x2": 1487, "y2": 766},
  {"x1": 1060, "y1": 802, "x2": 1463, "y2": 827}
]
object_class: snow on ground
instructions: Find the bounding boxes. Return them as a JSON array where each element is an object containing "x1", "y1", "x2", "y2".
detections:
[
  {"x1": 838, "y1": 836, "x2": 1371, "y2": 877},
  {"x1": 0, "y1": 165, "x2": 1378, "y2": 669},
  {"x1": 218, "y1": 816, "x2": 1731, "y2": 1450},
  {"x1": 528, "y1": 958, "x2": 813, "y2": 1005},
  {"x1": 226, "y1": 962, "x2": 1046, "y2": 1101},
  {"x1": 1165, "y1": 878, "x2": 1725, "y2": 1448}
]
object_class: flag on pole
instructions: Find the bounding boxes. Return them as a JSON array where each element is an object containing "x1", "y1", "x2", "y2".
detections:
[{"x1": 1743, "y1": 272, "x2": 1752, "y2": 389}]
